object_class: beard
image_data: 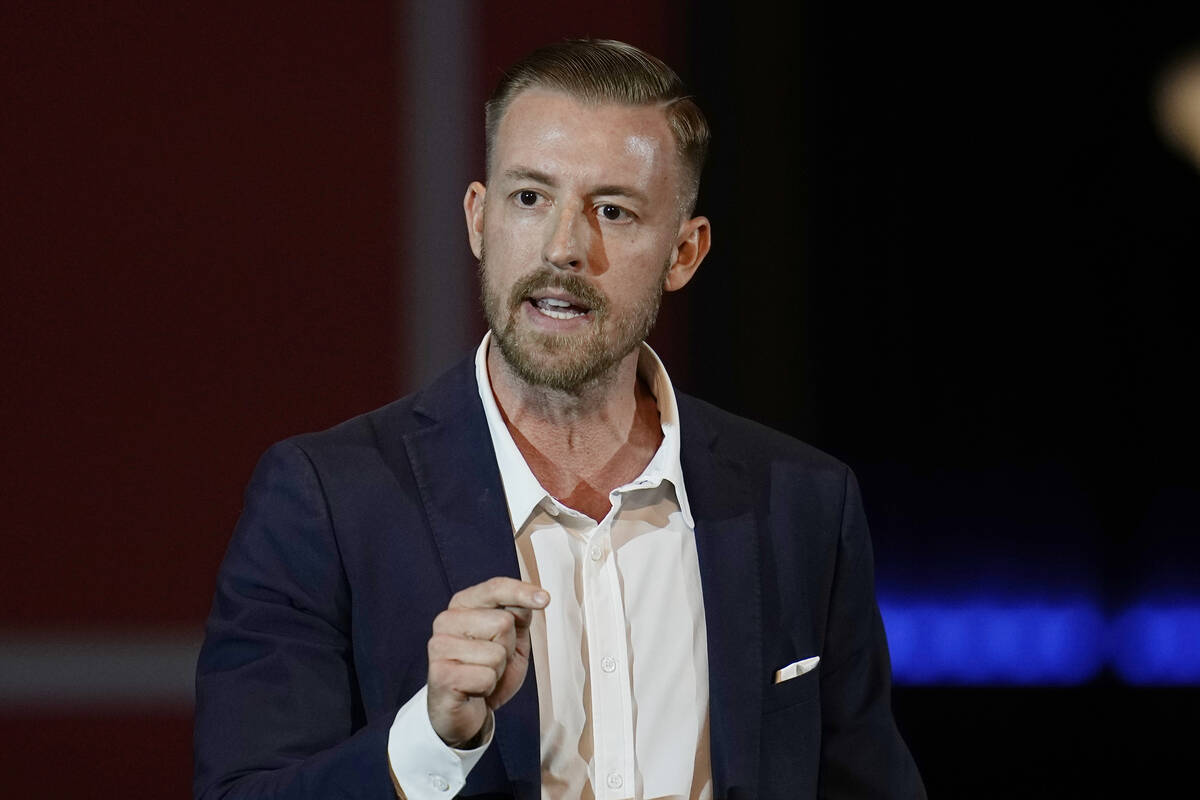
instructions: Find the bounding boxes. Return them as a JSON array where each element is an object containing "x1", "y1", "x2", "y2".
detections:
[{"x1": 479, "y1": 251, "x2": 666, "y2": 393}]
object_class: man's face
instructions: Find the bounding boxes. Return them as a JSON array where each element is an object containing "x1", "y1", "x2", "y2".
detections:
[{"x1": 465, "y1": 88, "x2": 708, "y2": 392}]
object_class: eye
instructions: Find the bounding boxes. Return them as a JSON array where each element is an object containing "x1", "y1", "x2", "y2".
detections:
[
  {"x1": 515, "y1": 190, "x2": 542, "y2": 207},
  {"x1": 597, "y1": 204, "x2": 630, "y2": 222}
]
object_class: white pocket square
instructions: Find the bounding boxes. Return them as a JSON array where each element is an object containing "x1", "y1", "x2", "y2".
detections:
[{"x1": 774, "y1": 656, "x2": 820, "y2": 684}]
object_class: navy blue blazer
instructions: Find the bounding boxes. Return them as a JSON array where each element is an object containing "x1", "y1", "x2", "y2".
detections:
[{"x1": 194, "y1": 358, "x2": 925, "y2": 799}]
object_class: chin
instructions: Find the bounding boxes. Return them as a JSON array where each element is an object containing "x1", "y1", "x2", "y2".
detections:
[{"x1": 497, "y1": 330, "x2": 624, "y2": 393}]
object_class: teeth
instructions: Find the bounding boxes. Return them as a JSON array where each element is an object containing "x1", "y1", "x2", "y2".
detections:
[
  {"x1": 537, "y1": 305, "x2": 584, "y2": 320},
  {"x1": 533, "y1": 297, "x2": 585, "y2": 319}
]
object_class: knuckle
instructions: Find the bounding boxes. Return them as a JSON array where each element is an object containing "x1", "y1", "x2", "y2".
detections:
[
  {"x1": 427, "y1": 633, "x2": 450, "y2": 657},
  {"x1": 427, "y1": 660, "x2": 450, "y2": 686},
  {"x1": 480, "y1": 664, "x2": 501, "y2": 691},
  {"x1": 483, "y1": 610, "x2": 513, "y2": 639}
]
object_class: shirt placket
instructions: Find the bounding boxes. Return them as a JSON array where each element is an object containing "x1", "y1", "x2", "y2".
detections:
[{"x1": 582, "y1": 493, "x2": 636, "y2": 799}]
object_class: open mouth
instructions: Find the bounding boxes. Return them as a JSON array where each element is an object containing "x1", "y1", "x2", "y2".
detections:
[{"x1": 529, "y1": 296, "x2": 590, "y2": 320}]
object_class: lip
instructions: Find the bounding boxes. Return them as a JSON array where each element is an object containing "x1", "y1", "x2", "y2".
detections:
[
  {"x1": 522, "y1": 295, "x2": 594, "y2": 330},
  {"x1": 526, "y1": 288, "x2": 591, "y2": 311}
]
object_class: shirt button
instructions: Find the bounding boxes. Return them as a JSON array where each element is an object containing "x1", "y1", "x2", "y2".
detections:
[
  {"x1": 589, "y1": 544, "x2": 603, "y2": 561},
  {"x1": 601, "y1": 655, "x2": 617, "y2": 673},
  {"x1": 607, "y1": 772, "x2": 624, "y2": 789},
  {"x1": 428, "y1": 773, "x2": 450, "y2": 792}
]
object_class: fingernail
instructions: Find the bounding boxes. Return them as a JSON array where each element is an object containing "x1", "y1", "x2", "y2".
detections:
[{"x1": 533, "y1": 591, "x2": 549, "y2": 607}]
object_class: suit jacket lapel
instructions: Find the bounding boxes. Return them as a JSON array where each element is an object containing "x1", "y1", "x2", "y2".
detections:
[
  {"x1": 382, "y1": 366, "x2": 762, "y2": 798},
  {"x1": 396, "y1": 360, "x2": 542, "y2": 800},
  {"x1": 678, "y1": 395, "x2": 762, "y2": 798}
]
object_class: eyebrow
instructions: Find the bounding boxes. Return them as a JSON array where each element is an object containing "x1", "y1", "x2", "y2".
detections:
[
  {"x1": 503, "y1": 167, "x2": 556, "y2": 187},
  {"x1": 591, "y1": 184, "x2": 649, "y2": 205},
  {"x1": 503, "y1": 167, "x2": 649, "y2": 205}
]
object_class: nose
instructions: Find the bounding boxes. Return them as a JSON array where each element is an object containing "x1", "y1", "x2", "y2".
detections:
[{"x1": 542, "y1": 203, "x2": 586, "y2": 271}]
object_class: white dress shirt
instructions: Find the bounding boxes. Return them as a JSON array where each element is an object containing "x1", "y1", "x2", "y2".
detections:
[{"x1": 389, "y1": 334, "x2": 712, "y2": 800}]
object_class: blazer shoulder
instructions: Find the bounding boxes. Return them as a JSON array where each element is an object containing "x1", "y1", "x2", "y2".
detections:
[
  {"x1": 256, "y1": 395, "x2": 413, "y2": 475},
  {"x1": 677, "y1": 390, "x2": 850, "y2": 477}
]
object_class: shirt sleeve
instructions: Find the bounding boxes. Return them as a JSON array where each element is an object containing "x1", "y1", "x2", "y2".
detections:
[{"x1": 387, "y1": 685, "x2": 494, "y2": 799}]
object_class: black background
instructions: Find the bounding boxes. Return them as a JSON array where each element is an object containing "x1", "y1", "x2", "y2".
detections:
[{"x1": 683, "y1": 4, "x2": 1200, "y2": 794}]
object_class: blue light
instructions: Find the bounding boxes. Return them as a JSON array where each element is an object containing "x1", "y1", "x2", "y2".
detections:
[
  {"x1": 872, "y1": 596, "x2": 1200, "y2": 686},
  {"x1": 1110, "y1": 603, "x2": 1200, "y2": 685}
]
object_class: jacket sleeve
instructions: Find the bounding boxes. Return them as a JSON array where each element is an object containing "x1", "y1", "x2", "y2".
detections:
[
  {"x1": 193, "y1": 441, "x2": 397, "y2": 800},
  {"x1": 817, "y1": 468, "x2": 926, "y2": 799}
]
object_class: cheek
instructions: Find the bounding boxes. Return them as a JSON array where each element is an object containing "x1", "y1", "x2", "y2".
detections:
[
  {"x1": 612, "y1": 258, "x2": 671, "y2": 305},
  {"x1": 486, "y1": 211, "x2": 542, "y2": 263},
  {"x1": 607, "y1": 232, "x2": 677, "y2": 276}
]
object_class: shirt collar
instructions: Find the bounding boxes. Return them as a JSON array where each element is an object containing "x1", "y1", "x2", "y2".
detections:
[{"x1": 474, "y1": 332, "x2": 695, "y2": 534}]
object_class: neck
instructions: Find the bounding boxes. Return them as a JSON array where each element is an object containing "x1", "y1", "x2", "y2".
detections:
[{"x1": 487, "y1": 339, "x2": 663, "y2": 521}]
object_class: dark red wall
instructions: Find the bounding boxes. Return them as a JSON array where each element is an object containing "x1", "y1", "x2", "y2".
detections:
[
  {"x1": 2, "y1": 3, "x2": 682, "y2": 794},
  {"x1": 4, "y1": 2, "x2": 399, "y2": 627},
  {"x1": 4, "y1": 2, "x2": 398, "y2": 793}
]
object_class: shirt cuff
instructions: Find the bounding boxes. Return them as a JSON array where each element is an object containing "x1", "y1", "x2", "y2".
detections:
[{"x1": 387, "y1": 684, "x2": 494, "y2": 799}]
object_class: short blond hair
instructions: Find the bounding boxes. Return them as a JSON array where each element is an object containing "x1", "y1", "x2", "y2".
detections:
[{"x1": 485, "y1": 39, "x2": 710, "y2": 214}]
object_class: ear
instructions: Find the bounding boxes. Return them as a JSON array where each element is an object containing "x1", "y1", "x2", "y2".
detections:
[
  {"x1": 663, "y1": 215, "x2": 711, "y2": 292},
  {"x1": 463, "y1": 181, "x2": 487, "y2": 260}
]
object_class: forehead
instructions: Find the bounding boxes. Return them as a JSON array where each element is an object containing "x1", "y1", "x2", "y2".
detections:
[{"x1": 492, "y1": 89, "x2": 679, "y2": 191}]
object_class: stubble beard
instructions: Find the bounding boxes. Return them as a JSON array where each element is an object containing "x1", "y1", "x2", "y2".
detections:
[{"x1": 479, "y1": 250, "x2": 666, "y2": 394}]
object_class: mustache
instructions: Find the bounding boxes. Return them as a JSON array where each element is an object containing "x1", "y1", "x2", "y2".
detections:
[{"x1": 508, "y1": 269, "x2": 608, "y2": 313}]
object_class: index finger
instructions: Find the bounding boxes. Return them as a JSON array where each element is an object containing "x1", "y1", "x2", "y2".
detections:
[{"x1": 449, "y1": 576, "x2": 550, "y2": 612}]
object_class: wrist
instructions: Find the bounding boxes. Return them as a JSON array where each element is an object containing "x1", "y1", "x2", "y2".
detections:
[{"x1": 443, "y1": 713, "x2": 493, "y2": 751}]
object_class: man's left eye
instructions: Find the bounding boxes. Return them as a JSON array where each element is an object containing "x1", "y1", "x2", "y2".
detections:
[{"x1": 598, "y1": 204, "x2": 627, "y2": 221}]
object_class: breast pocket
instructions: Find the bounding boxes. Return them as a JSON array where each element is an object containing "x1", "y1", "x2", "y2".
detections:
[{"x1": 764, "y1": 660, "x2": 820, "y2": 713}]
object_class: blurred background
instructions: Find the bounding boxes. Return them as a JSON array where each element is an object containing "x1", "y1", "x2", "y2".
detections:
[{"x1": 3, "y1": 1, "x2": 1198, "y2": 796}]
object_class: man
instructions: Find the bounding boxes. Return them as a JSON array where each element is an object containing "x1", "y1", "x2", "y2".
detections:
[{"x1": 194, "y1": 39, "x2": 925, "y2": 799}]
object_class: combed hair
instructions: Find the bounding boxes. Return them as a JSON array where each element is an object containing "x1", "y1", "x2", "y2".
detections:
[{"x1": 484, "y1": 39, "x2": 710, "y2": 214}]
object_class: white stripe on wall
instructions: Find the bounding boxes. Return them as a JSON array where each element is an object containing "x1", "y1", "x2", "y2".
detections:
[{"x1": 396, "y1": 0, "x2": 481, "y2": 390}]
